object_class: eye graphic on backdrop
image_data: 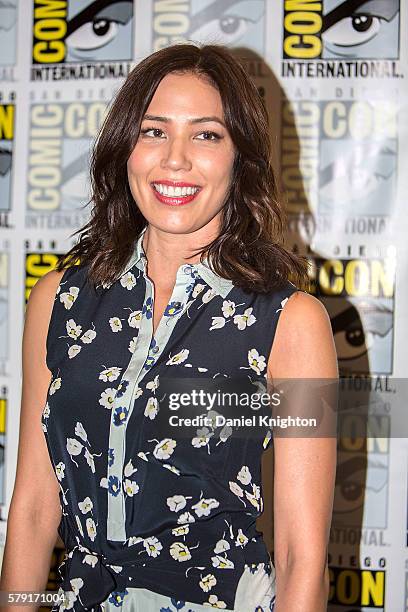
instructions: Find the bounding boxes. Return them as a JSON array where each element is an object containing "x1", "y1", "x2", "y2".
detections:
[
  {"x1": 321, "y1": 0, "x2": 399, "y2": 59},
  {"x1": 65, "y1": 0, "x2": 133, "y2": 60},
  {"x1": 334, "y1": 456, "x2": 387, "y2": 516},
  {"x1": 189, "y1": 0, "x2": 264, "y2": 48},
  {"x1": 323, "y1": 13, "x2": 381, "y2": 47},
  {"x1": 331, "y1": 300, "x2": 393, "y2": 364}
]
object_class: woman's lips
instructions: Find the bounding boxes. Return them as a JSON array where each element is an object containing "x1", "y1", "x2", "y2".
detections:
[{"x1": 151, "y1": 185, "x2": 201, "y2": 206}]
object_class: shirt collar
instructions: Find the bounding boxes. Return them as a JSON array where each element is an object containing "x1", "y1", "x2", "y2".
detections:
[{"x1": 120, "y1": 226, "x2": 234, "y2": 299}]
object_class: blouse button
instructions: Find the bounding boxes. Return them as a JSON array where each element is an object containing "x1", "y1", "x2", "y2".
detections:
[
  {"x1": 173, "y1": 301, "x2": 182, "y2": 309},
  {"x1": 152, "y1": 346, "x2": 160, "y2": 354}
]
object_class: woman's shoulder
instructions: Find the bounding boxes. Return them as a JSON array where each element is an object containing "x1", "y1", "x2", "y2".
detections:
[{"x1": 268, "y1": 288, "x2": 338, "y2": 378}]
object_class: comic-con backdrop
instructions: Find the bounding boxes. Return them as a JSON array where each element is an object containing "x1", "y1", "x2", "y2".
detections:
[{"x1": 1, "y1": 2, "x2": 408, "y2": 610}]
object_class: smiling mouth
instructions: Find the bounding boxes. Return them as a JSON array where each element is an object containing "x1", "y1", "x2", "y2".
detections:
[{"x1": 150, "y1": 183, "x2": 202, "y2": 206}]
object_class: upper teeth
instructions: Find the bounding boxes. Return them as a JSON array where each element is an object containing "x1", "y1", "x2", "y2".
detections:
[{"x1": 153, "y1": 184, "x2": 200, "y2": 197}]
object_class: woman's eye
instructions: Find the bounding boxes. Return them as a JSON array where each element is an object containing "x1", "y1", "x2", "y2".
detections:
[
  {"x1": 140, "y1": 128, "x2": 164, "y2": 138},
  {"x1": 322, "y1": 14, "x2": 381, "y2": 47},
  {"x1": 66, "y1": 19, "x2": 119, "y2": 51},
  {"x1": 196, "y1": 131, "x2": 221, "y2": 141}
]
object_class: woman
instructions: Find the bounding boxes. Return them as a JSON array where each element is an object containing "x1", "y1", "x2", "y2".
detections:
[{"x1": 1, "y1": 43, "x2": 337, "y2": 611}]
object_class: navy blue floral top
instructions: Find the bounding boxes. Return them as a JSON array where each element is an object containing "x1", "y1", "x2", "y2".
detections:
[{"x1": 41, "y1": 226, "x2": 299, "y2": 611}]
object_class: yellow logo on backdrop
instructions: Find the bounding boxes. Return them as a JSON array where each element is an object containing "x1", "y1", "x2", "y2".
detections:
[
  {"x1": 33, "y1": 0, "x2": 68, "y2": 64},
  {"x1": 284, "y1": 0, "x2": 322, "y2": 59},
  {"x1": 25, "y1": 252, "x2": 61, "y2": 302},
  {"x1": 0, "y1": 398, "x2": 6, "y2": 435},
  {"x1": 0, "y1": 105, "x2": 14, "y2": 140},
  {"x1": 308, "y1": 258, "x2": 394, "y2": 299},
  {"x1": 329, "y1": 568, "x2": 385, "y2": 607}
]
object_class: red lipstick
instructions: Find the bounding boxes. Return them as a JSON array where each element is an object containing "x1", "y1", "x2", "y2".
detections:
[{"x1": 151, "y1": 181, "x2": 202, "y2": 206}]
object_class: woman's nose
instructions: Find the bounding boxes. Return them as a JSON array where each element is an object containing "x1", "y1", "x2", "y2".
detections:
[{"x1": 161, "y1": 137, "x2": 192, "y2": 171}]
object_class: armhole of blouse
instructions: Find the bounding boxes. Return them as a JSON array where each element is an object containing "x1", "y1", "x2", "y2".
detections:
[{"x1": 45, "y1": 266, "x2": 74, "y2": 373}]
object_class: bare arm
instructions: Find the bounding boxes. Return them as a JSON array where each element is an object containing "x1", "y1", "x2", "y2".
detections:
[
  {"x1": 0, "y1": 270, "x2": 66, "y2": 611},
  {"x1": 268, "y1": 291, "x2": 338, "y2": 612}
]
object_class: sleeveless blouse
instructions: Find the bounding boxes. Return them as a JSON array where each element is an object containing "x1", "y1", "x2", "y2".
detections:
[{"x1": 41, "y1": 226, "x2": 298, "y2": 611}]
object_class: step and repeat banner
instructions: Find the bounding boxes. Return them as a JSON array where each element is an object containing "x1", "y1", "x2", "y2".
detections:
[{"x1": 1, "y1": 1, "x2": 408, "y2": 610}]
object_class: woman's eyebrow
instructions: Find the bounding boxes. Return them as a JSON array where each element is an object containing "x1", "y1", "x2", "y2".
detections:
[{"x1": 142, "y1": 114, "x2": 226, "y2": 127}]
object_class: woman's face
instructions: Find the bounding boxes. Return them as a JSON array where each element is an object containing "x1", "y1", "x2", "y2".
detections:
[{"x1": 127, "y1": 71, "x2": 236, "y2": 235}]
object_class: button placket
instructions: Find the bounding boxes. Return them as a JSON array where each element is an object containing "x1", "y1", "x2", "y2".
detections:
[{"x1": 106, "y1": 264, "x2": 195, "y2": 542}]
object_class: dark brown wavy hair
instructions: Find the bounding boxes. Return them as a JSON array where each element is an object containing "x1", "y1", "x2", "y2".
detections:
[{"x1": 56, "y1": 42, "x2": 309, "y2": 293}]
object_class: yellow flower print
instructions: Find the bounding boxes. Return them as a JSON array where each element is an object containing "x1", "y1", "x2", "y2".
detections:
[
  {"x1": 169, "y1": 541, "x2": 192, "y2": 562},
  {"x1": 199, "y1": 573, "x2": 217, "y2": 592},
  {"x1": 166, "y1": 349, "x2": 190, "y2": 366},
  {"x1": 203, "y1": 594, "x2": 227, "y2": 608},
  {"x1": 233, "y1": 307, "x2": 256, "y2": 330}
]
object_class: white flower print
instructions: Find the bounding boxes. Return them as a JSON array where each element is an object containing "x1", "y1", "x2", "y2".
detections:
[
  {"x1": 55, "y1": 462, "x2": 65, "y2": 481},
  {"x1": 144, "y1": 397, "x2": 159, "y2": 420},
  {"x1": 162, "y1": 463, "x2": 181, "y2": 476},
  {"x1": 276, "y1": 296, "x2": 289, "y2": 312},
  {"x1": 235, "y1": 528, "x2": 249, "y2": 548},
  {"x1": 203, "y1": 594, "x2": 227, "y2": 608},
  {"x1": 49, "y1": 377, "x2": 61, "y2": 395},
  {"x1": 144, "y1": 536, "x2": 162, "y2": 557},
  {"x1": 99, "y1": 388, "x2": 116, "y2": 409},
  {"x1": 263, "y1": 430, "x2": 272, "y2": 449},
  {"x1": 146, "y1": 375, "x2": 159, "y2": 392},
  {"x1": 177, "y1": 511, "x2": 195, "y2": 524},
  {"x1": 199, "y1": 573, "x2": 217, "y2": 593},
  {"x1": 86, "y1": 517, "x2": 97, "y2": 541},
  {"x1": 229, "y1": 481, "x2": 244, "y2": 498},
  {"x1": 84, "y1": 448, "x2": 98, "y2": 473},
  {"x1": 171, "y1": 524, "x2": 189, "y2": 537},
  {"x1": 128, "y1": 536, "x2": 144, "y2": 547},
  {"x1": 202, "y1": 288, "x2": 216, "y2": 303},
  {"x1": 214, "y1": 539, "x2": 230, "y2": 554},
  {"x1": 99, "y1": 367, "x2": 122, "y2": 382},
  {"x1": 58, "y1": 588, "x2": 78, "y2": 610},
  {"x1": 75, "y1": 514, "x2": 84, "y2": 537},
  {"x1": 67, "y1": 438, "x2": 83, "y2": 458},
  {"x1": 153, "y1": 438, "x2": 177, "y2": 460},
  {"x1": 192, "y1": 283, "x2": 206, "y2": 298},
  {"x1": 78, "y1": 497, "x2": 93, "y2": 514},
  {"x1": 109, "y1": 317, "x2": 122, "y2": 333},
  {"x1": 128, "y1": 310, "x2": 142, "y2": 328},
  {"x1": 169, "y1": 541, "x2": 192, "y2": 562},
  {"x1": 80, "y1": 328, "x2": 96, "y2": 344},
  {"x1": 192, "y1": 497, "x2": 220, "y2": 517},
  {"x1": 211, "y1": 555, "x2": 235, "y2": 570},
  {"x1": 124, "y1": 479, "x2": 140, "y2": 496},
  {"x1": 167, "y1": 495, "x2": 191, "y2": 513},
  {"x1": 222, "y1": 300, "x2": 236, "y2": 318},
  {"x1": 42, "y1": 402, "x2": 50, "y2": 419},
  {"x1": 245, "y1": 483, "x2": 262, "y2": 511},
  {"x1": 120, "y1": 271, "x2": 136, "y2": 290},
  {"x1": 70, "y1": 577, "x2": 84, "y2": 596},
  {"x1": 128, "y1": 337, "x2": 137, "y2": 353},
  {"x1": 209, "y1": 317, "x2": 226, "y2": 331},
  {"x1": 83, "y1": 554, "x2": 98, "y2": 568},
  {"x1": 192, "y1": 427, "x2": 213, "y2": 448},
  {"x1": 166, "y1": 349, "x2": 189, "y2": 366},
  {"x1": 74, "y1": 422, "x2": 88, "y2": 443},
  {"x1": 237, "y1": 465, "x2": 252, "y2": 486},
  {"x1": 66, "y1": 319, "x2": 82, "y2": 340},
  {"x1": 59, "y1": 286, "x2": 79, "y2": 310},
  {"x1": 247, "y1": 348, "x2": 266, "y2": 375},
  {"x1": 68, "y1": 345, "x2": 81, "y2": 359},
  {"x1": 137, "y1": 451, "x2": 148, "y2": 461},
  {"x1": 124, "y1": 459, "x2": 137, "y2": 478},
  {"x1": 233, "y1": 307, "x2": 256, "y2": 330}
]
